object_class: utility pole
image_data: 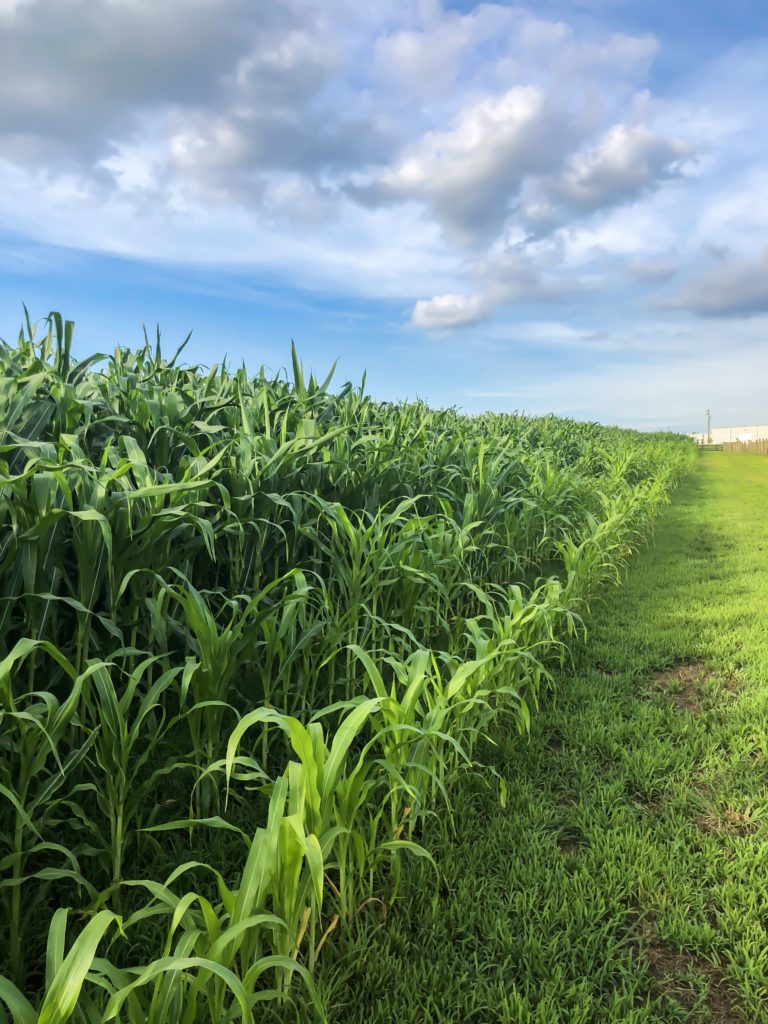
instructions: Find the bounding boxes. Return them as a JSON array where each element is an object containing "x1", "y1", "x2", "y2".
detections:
[{"x1": 706, "y1": 409, "x2": 711, "y2": 445}]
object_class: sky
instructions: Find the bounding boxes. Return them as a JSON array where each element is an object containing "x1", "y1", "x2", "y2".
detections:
[{"x1": 1, "y1": 0, "x2": 767, "y2": 432}]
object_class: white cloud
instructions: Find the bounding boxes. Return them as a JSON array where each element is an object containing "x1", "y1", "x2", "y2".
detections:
[
  {"x1": 0, "y1": 0, "x2": 766, "y2": 366},
  {"x1": 520, "y1": 121, "x2": 691, "y2": 233},
  {"x1": 352, "y1": 84, "x2": 575, "y2": 244},
  {"x1": 412, "y1": 293, "x2": 489, "y2": 328},
  {"x1": 0, "y1": 1, "x2": 672, "y2": 249},
  {"x1": 559, "y1": 122, "x2": 690, "y2": 208}
]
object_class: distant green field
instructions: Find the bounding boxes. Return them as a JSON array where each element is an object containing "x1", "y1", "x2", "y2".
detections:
[{"x1": 325, "y1": 453, "x2": 768, "y2": 1023}]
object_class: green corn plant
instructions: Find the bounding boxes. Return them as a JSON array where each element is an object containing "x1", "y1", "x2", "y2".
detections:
[
  {"x1": 158, "y1": 570, "x2": 302, "y2": 809},
  {"x1": 78, "y1": 657, "x2": 190, "y2": 891},
  {"x1": 346, "y1": 646, "x2": 473, "y2": 848},
  {"x1": 225, "y1": 699, "x2": 383, "y2": 940},
  {"x1": 0, "y1": 908, "x2": 120, "y2": 1024},
  {"x1": 111, "y1": 802, "x2": 327, "y2": 1020},
  {"x1": 0, "y1": 639, "x2": 95, "y2": 986}
]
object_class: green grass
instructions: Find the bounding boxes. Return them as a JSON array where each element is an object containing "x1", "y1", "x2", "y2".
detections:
[{"x1": 323, "y1": 453, "x2": 768, "y2": 1023}]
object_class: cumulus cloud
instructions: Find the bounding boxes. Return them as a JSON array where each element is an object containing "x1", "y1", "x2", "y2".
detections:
[
  {"x1": 412, "y1": 293, "x2": 489, "y2": 328},
  {"x1": 0, "y1": 0, "x2": 388, "y2": 179},
  {"x1": 0, "y1": 0, "x2": 678, "y2": 260},
  {"x1": 0, "y1": 0, "x2": 763, "y2": 349},
  {"x1": 520, "y1": 122, "x2": 691, "y2": 233},
  {"x1": 351, "y1": 24, "x2": 687, "y2": 250},
  {"x1": 558, "y1": 123, "x2": 689, "y2": 209},
  {"x1": 351, "y1": 85, "x2": 577, "y2": 244},
  {"x1": 1, "y1": 1, "x2": 257, "y2": 159}
]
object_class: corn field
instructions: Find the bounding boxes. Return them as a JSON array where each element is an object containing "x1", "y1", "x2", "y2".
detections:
[{"x1": 0, "y1": 312, "x2": 695, "y2": 1022}]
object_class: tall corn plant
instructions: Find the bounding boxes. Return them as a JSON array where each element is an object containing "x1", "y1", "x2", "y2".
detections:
[{"x1": 0, "y1": 640, "x2": 94, "y2": 986}]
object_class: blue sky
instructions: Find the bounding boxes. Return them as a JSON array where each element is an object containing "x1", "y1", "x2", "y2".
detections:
[{"x1": 1, "y1": 1, "x2": 767, "y2": 432}]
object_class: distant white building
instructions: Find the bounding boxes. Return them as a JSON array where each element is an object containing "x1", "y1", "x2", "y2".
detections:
[{"x1": 690, "y1": 424, "x2": 768, "y2": 444}]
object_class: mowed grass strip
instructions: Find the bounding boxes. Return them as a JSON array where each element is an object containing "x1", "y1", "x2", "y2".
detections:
[{"x1": 326, "y1": 454, "x2": 768, "y2": 1023}]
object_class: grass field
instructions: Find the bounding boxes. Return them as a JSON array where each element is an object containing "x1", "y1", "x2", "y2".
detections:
[{"x1": 324, "y1": 453, "x2": 768, "y2": 1023}]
